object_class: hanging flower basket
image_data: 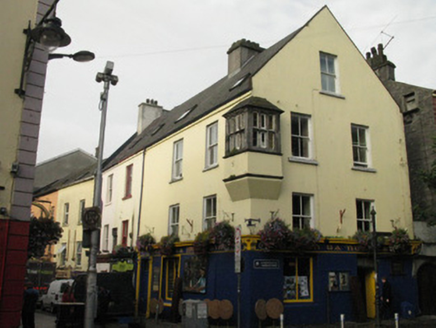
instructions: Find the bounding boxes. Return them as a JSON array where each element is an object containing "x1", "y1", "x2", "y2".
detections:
[
  {"x1": 158, "y1": 235, "x2": 180, "y2": 256},
  {"x1": 112, "y1": 245, "x2": 135, "y2": 259},
  {"x1": 210, "y1": 221, "x2": 235, "y2": 250},
  {"x1": 290, "y1": 227, "x2": 322, "y2": 252},
  {"x1": 352, "y1": 230, "x2": 384, "y2": 252},
  {"x1": 388, "y1": 228, "x2": 410, "y2": 253},
  {"x1": 193, "y1": 230, "x2": 211, "y2": 256},
  {"x1": 136, "y1": 233, "x2": 156, "y2": 254},
  {"x1": 258, "y1": 218, "x2": 292, "y2": 251},
  {"x1": 258, "y1": 219, "x2": 322, "y2": 252}
]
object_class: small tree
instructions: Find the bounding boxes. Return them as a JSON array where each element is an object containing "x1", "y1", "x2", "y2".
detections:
[{"x1": 28, "y1": 216, "x2": 63, "y2": 259}]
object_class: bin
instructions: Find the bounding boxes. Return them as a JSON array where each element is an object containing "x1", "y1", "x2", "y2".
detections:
[
  {"x1": 56, "y1": 302, "x2": 85, "y2": 328},
  {"x1": 182, "y1": 299, "x2": 208, "y2": 328}
]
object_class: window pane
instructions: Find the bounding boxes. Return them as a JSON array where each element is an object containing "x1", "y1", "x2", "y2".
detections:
[{"x1": 298, "y1": 258, "x2": 311, "y2": 299}]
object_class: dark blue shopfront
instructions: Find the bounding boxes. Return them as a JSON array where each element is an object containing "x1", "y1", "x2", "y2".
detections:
[{"x1": 137, "y1": 238, "x2": 419, "y2": 327}]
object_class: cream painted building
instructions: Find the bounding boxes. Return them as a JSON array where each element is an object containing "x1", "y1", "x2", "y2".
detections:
[
  {"x1": 106, "y1": 6, "x2": 412, "y2": 241},
  {"x1": 55, "y1": 174, "x2": 94, "y2": 277},
  {"x1": 100, "y1": 7, "x2": 416, "y2": 325}
]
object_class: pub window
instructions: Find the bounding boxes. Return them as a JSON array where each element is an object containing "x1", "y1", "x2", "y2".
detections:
[{"x1": 283, "y1": 257, "x2": 313, "y2": 302}]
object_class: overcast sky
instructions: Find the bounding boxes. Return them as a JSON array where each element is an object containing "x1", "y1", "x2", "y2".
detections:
[{"x1": 36, "y1": 0, "x2": 436, "y2": 164}]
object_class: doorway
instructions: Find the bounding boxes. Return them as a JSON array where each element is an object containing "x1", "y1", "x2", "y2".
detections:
[{"x1": 417, "y1": 262, "x2": 436, "y2": 315}]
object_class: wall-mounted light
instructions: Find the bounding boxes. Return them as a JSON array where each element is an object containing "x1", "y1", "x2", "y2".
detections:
[{"x1": 15, "y1": 0, "x2": 94, "y2": 97}]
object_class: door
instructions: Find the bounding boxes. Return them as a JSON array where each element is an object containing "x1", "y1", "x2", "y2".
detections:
[
  {"x1": 365, "y1": 271, "x2": 376, "y2": 318},
  {"x1": 418, "y1": 263, "x2": 436, "y2": 315}
]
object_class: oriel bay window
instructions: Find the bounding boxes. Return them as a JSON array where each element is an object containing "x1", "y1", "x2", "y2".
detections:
[
  {"x1": 283, "y1": 257, "x2": 313, "y2": 302},
  {"x1": 224, "y1": 97, "x2": 283, "y2": 156}
]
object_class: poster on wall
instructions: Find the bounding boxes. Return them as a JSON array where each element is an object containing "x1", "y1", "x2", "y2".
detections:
[
  {"x1": 183, "y1": 256, "x2": 207, "y2": 294},
  {"x1": 329, "y1": 272, "x2": 338, "y2": 291},
  {"x1": 299, "y1": 276, "x2": 310, "y2": 298},
  {"x1": 283, "y1": 276, "x2": 296, "y2": 300}
]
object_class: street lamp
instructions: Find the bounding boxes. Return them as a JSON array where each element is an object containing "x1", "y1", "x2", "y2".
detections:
[
  {"x1": 15, "y1": 0, "x2": 94, "y2": 97},
  {"x1": 84, "y1": 61, "x2": 118, "y2": 328},
  {"x1": 48, "y1": 51, "x2": 95, "y2": 62},
  {"x1": 371, "y1": 208, "x2": 381, "y2": 327}
]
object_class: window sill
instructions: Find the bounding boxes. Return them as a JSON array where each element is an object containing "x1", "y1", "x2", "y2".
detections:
[
  {"x1": 105, "y1": 201, "x2": 112, "y2": 206},
  {"x1": 203, "y1": 164, "x2": 218, "y2": 172},
  {"x1": 288, "y1": 157, "x2": 319, "y2": 166},
  {"x1": 122, "y1": 195, "x2": 132, "y2": 200},
  {"x1": 319, "y1": 90, "x2": 345, "y2": 99},
  {"x1": 170, "y1": 176, "x2": 183, "y2": 184},
  {"x1": 352, "y1": 166, "x2": 377, "y2": 173}
]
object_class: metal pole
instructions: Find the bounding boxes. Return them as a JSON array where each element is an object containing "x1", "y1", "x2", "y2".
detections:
[
  {"x1": 340, "y1": 314, "x2": 345, "y2": 328},
  {"x1": 84, "y1": 61, "x2": 118, "y2": 328},
  {"x1": 395, "y1": 313, "x2": 399, "y2": 328},
  {"x1": 371, "y1": 208, "x2": 380, "y2": 328},
  {"x1": 237, "y1": 272, "x2": 241, "y2": 328}
]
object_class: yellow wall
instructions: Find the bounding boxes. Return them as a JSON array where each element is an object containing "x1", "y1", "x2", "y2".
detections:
[
  {"x1": 252, "y1": 7, "x2": 413, "y2": 237},
  {"x1": 138, "y1": 7, "x2": 412, "y2": 241},
  {"x1": 56, "y1": 178, "x2": 94, "y2": 271},
  {"x1": 0, "y1": 1, "x2": 38, "y2": 216}
]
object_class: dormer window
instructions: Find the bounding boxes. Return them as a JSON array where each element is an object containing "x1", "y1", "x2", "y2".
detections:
[
  {"x1": 404, "y1": 92, "x2": 418, "y2": 112},
  {"x1": 224, "y1": 97, "x2": 283, "y2": 157}
]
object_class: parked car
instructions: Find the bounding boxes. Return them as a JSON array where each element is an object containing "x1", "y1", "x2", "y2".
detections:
[{"x1": 40, "y1": 279, "x2": 74, "y2": 312}]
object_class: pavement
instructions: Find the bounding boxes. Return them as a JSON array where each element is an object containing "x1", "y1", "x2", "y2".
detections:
[{"x1": 34, "y1": 310, "x2": 436, "y2": 328}]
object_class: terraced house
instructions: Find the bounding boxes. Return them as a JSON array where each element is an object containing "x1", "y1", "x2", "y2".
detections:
[{"x1": 99, "y1": 6, "x2": 417, "y2": 326}]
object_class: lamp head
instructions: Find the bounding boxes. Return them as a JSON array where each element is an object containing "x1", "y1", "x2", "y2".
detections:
[{"x1": 31, "y1": 17, "x2": 71, "y2": 51}]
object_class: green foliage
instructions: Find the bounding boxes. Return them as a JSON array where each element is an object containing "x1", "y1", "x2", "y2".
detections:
[
  {"x1": 112, "y1": 245, "x2": 136, "y2": 258},
  {"x1": 387, "y1": 228, "x2": 410, "y2": 253},
  {"x1": 136, "y1": 233, "x2": 156, "y2": 253},
  {"x1": 352, "y1": 230, "x2": 384, "y2": 251},
  {"x1": 28, "y1": 217, "x2": 63, "y2": 259},
  {"x1": 158, "y1": 234, "x2": 180, "y2": 256},
  {"x1": 210, "y1": 220, "x2": 235, "y2": 250},
  {"x1": 193, "y1": 230, "x2": 211, "y2": 256}
]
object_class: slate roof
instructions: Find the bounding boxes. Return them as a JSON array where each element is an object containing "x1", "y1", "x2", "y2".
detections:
[
  {"x1": 102, "y1": 7, "x2": 329, "y2": 170},
  {"x1": 34, "y1": 149, "x2": 96, "y2": 192}
]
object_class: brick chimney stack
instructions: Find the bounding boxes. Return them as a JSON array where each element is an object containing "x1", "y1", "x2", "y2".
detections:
[
  {"x1": 366, "y1": 43, "x2": 396, "y2": 82},
  {"x1": 227, "y1": 39, "x2": 264, "y2": 77},
  {"x1": 137, "y1": 99, "x2": 163, "y2": 134}
]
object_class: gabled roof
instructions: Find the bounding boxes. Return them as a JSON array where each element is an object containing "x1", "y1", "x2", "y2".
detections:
[{"x1": 103, "y1": 7, "x2": 331, "y2": 170}]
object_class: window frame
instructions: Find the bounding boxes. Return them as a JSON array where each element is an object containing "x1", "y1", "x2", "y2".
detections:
[
  {"x1": 112, "y1": 228, "x2": 118, "y2": 251},
  {"x1": 78, "y1": 199, "x2": 85, "y2": 225},
  {"x1": 356, "y1": 199, "x2": 375, "y2": 232},
  {"x1": 63, "y1": 203, "x2": 69, "y2": 225},
  {"x1": 60, "y1": 242, "x2": 67, "y2": 266},
  {"x1": 76, "y1": 242, "x2": 82, "y2": 266},
  {"x1": 203, "y1": 195, "x2": 217, "y2": 230},
  {"x1": 124, "y1": 165, "x2": 133, "y2": 199},
  {"x1": 292, "y1": 193, "x2": 314, "y2": 229},
  {"x1": 103, "y1": 224, "x2": 109, "y2": 251},
  {"x1": 205, "y1": 122, "x2": 218, "y2": 169},
  {"x1": 320, "y1": 52, "x2": 339, "y2": 94},
  {"x1": 106, "y1": 174, "x2": 113, "y2": 203},
  {"x1": 169, "y1": 204, "x2": 180, "y2": 236},
  {"x1": 351, "y1": 124, "x2": 371, "y2": 168},
  {"x1": 122, "y1": 220, "x2": 129, "y2": 247},
  {"x1": 283, "y1": 257, "x2": 313, "y2": 303},
  {"x1": 172, "y1": 139, "x2": 184, "y2": 180},
  {"x1": 291, "y1": 113, "x2": 312, "y2": 159}
]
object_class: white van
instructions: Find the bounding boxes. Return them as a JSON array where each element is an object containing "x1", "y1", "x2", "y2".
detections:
[{"x1": 40, "y1": 279, "x2": 73, "y2": 312}]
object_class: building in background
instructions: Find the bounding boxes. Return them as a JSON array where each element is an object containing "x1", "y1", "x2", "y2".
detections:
[{"x1": 367, "y1": 44, "x2": 436, "y2": 315}]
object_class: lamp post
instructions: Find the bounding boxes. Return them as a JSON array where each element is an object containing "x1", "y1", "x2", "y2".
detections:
[
  {"x1": 371, "y1": 208, "x2": 381, "y2": 327},
  {"x1": 84, "y1": 61, "x2": 118, "y2": 328}
]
